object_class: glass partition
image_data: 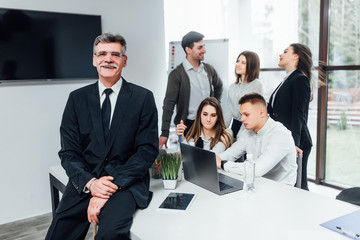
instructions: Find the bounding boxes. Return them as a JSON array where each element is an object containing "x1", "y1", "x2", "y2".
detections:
[
  {"x1": 329, "y1": 1, "x2": 360, "y2": 66},
  {"x1": 325, "y1": 70, "x2": 360, "y2": 186}
]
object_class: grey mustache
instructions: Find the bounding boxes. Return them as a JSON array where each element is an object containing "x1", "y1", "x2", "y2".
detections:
[{"x1": 99, "y1": 63, "x2": 119, "y2": 70}]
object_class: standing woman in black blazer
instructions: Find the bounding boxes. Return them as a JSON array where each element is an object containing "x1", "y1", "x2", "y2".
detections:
[{"x1": 268, "y1": 43, "x2": 313, "y2": 190}]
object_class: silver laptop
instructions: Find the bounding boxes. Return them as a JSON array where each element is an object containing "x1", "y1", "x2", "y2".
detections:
[{"x1": 180, "y1": 143, "x2": 243, "y2": 195}]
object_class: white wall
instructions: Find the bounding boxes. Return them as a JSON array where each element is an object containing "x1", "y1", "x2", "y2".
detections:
[{"x1": 0, "y1": 0, "x2": 167, "y2": 224}]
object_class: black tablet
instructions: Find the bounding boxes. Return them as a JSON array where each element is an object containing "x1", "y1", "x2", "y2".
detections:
[{"x1": 159, "y1": 192, "x2": 196, "y2": 211}]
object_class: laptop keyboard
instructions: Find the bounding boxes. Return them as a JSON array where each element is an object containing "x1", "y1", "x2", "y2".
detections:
[{"x1": 219, "y1": 181, "x2": 233, "y2": 191}]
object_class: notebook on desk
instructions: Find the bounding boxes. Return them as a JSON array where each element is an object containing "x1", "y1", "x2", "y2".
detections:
[{"x1": 180, "y1": 143, "x2": 243, "y2": 195}]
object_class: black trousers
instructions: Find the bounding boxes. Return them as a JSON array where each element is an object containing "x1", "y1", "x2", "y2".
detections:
[
  {"x1": 45, "y1": 189, "x2": 137, "y2": 240},
  {"x1": 231, "y1": 119, "x2": 242, "y2": 138},
  {"x1": 301, "y1": 147, "x2": 311, "y2": 191},
  {"x1": 184, "y1": 119, "x2": 195, "y2": 137}
]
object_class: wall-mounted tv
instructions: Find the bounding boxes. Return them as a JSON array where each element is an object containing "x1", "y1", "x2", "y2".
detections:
[{"x1": 0, "y1": 8, "x2": 102, "y2": 82}]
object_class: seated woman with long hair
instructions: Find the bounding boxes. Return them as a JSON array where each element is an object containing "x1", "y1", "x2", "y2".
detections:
[{"x1": 176, "y1": 97, "x2": 232, "y2": 154}]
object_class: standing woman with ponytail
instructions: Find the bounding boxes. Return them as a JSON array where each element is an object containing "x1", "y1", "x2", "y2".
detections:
[{"x1": 268, "y1": 43, "x2": 313, "y2": 190}]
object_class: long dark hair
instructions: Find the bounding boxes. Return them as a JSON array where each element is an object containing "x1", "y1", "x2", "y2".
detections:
[
  {"x1": 235, "y1": 51, "x2": 260, "y2": 84},
  {"x1": 290, "y1": 43, "x2": 312, "y2": 80},
  {"x1": 290, "y1": 43, "x2": 314, "y2": 101},
  {"x1": 186, "y1": 97, "x2": 232, "y2": 149}
]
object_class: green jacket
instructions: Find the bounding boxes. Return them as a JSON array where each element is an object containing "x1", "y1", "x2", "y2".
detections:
[{"x1": 161, "y1": 62, "x2": 223, "y2": 138}]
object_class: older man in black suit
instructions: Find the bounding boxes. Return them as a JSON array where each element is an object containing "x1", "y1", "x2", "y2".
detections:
[{"x1": 45, "y1": 33, "x2": 158, "y2": 239}]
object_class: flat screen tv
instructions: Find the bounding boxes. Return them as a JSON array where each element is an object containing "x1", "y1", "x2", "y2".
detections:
[{"x1": 0, "y1": 8, "x2": 102, "y2": 82}]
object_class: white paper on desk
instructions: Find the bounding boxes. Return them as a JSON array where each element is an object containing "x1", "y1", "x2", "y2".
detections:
[{"x1": 320, "y1": 209, "x2": 360, "y2": 239}]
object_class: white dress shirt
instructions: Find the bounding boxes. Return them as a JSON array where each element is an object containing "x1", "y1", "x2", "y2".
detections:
[
  {"x1": 98, "y1": 78, "x2": 123, "y2": 127},
  {"x1": 218, "y1": 117, "x2": 297, "y2": 186},
  {"x1": 83, "y1": 78, "x2": 122, "y2": 193},
  {"x1": 270, "y1": 70, "x2": 295, "y2": 108},
  {"x1": 183, "y1": 59, "x2": 211, "y2": 120}
]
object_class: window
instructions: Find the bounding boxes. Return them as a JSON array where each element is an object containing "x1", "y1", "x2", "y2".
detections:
[
  {"x1": 325, "y1": 71, "x2": 360, "y2": 186},
  {"x1": 324, "y1": 0, "x2": 360, "y2": 186},
  {"x1": 329, "y1": 1, "x2": 360, "y2": 66}
]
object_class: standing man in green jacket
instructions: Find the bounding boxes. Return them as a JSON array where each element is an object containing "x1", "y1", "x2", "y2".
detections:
[{"x1": 159, "y1": 31, "x2": 223, "y2": 148}]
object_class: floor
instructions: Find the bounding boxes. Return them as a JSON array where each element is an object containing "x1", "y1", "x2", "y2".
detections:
[
  {"x1": 0, "y1": 213, "x2": 94, "y2": 240},
  {"x1": 308, "y1": 181, "x2": 341, "y2": 199},
  {"x1": 0, "y1": 182, "x2": 343, "y2": 240}
]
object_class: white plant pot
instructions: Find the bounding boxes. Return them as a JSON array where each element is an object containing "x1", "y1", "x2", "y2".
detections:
[
  {"x1": 177, "y1": 162, "x2": 183, "y2": 182},
  {"x1": 162, "y1": 179, "x2": 177, "y2": 189}
]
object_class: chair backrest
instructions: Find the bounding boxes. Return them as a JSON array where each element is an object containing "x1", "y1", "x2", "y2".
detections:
[
  {"x1": 295, "y1": 155, "x2": 302, "y2": 188},
  {"x1": 336, "y1": 187, "x2": 360, "y2": 206}
]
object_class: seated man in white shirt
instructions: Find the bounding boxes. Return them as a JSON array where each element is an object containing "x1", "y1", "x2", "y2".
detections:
[{"x1": 216, "y1": 93, "x2": 297, "y2": 186}]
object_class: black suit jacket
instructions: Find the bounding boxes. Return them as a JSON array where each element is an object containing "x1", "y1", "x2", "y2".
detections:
[
  {"x1": 56, "y1": 79, "x2": 158, "y2": 213},
  {"x1": 267, "y1": 70, "x2": 312, "y2": 149}
]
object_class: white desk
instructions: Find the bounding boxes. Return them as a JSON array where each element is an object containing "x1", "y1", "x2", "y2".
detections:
[{"x1": 131, "y1": 172, "x2": 359, "y2": 240}]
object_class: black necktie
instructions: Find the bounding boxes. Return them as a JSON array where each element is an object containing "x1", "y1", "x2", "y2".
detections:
[
  {"x1": 101, "y1": 88, "x2": 113, "y2": 140},
  {"x1": 195, "y1": 138, "x2": 204, "y2": 149}
]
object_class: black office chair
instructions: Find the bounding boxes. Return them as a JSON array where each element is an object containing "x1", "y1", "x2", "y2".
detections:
[
  {"x1": 336, "y1": 187, "x2": 360, "y2": 206},
  {"x1": 295, "y1": 155, "x2": 302, "y2": 188}
]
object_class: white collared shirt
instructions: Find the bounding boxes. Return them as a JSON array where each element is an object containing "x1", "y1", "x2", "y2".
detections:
[
  {"x1": 183, "y1": 59, "x2": 211, "y2": 120},
  {"x1": 98, "y1": 78, "x2": 123, "y2": 127},
  {"x1": 271, "y1": 70, "x2": 295, "y2": 108},
  {"x1": 218, "y1": 117, "x2": 297, "y2": 186}
]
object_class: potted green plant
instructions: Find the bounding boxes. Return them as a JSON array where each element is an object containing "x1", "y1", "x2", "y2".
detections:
[{"x1": 161, "y1": 153, "x2": 182, "y2": 189}]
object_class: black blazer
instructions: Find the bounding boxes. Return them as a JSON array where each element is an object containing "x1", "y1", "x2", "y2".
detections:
[
  {"x1": 56, "y1": 80, "x2": 159, "y2": 213},
  {"x1": 268, "y1": 70, "x2": 312, "y2": 149}
]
